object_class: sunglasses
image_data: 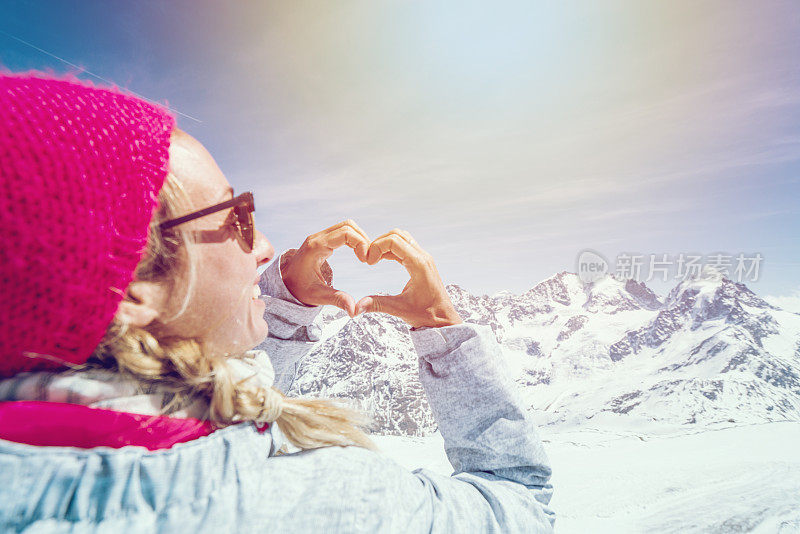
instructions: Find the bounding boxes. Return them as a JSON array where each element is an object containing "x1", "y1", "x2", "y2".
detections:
[{"x1": 159, "y1": 191, "x2": 255, "y2": 253}]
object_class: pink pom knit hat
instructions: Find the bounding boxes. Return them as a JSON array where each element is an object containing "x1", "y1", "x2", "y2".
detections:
[{"x1": 0, "y1": 73, "x2": 176, "y2": 378}]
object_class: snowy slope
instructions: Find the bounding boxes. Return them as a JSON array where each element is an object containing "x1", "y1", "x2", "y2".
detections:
[{"x1": 373, "y1": 422, "x2": 800, "y2": 533}]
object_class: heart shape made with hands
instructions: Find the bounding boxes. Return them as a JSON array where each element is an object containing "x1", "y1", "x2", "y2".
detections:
[
  {"x1": 276, "y1": 222, "x2": 461, "y2": 329},
  {"x1": 279, "y1": 239, "x2": 409, "y2": 318},
  {"x1": 324, "y1": 249, "x2": 408, "y2": 309}
]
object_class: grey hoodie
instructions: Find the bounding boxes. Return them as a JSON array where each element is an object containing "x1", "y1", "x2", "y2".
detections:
[{"x1": 0, "y1": 253, "x2": 555, "y2": 533}]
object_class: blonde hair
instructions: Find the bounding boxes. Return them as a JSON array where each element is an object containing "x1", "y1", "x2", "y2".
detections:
[{"x1": 91, "y1": 159, "x2": 376, "y2": 452}]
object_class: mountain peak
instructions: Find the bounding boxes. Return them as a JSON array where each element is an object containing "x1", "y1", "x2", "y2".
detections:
[
  {"x1": 524, "y1": 271, "x2": 583, "y2": 307},
  {"x1": 445, "y1": 283, "x2": 470, "y2": 295},
  {"x1": 665, "y1": 266, "x2": 770, "y2": 310},
  {"x1": 581, "y1": 274, "x2": 661, "y2": 313}
]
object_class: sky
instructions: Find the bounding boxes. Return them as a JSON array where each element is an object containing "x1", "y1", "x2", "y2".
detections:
[{"x1": 2, "y1": 1, "x2": 799, "y2": 301}]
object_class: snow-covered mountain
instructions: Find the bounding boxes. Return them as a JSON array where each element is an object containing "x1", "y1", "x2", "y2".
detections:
[
  {"x1": 286, "y1": 269, "x2": 800, "y2": 435},
  {"x1": 288, "y1": 309, "x2": 437, "y2": 435}
]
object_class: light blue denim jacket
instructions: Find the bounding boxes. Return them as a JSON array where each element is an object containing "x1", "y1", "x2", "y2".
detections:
[{"x1": 0, "y1": 253, "x2": 555, "y2": 533}]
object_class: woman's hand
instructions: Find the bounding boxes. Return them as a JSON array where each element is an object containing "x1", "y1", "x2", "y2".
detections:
[
  {"x1": 280, "y1": 220, "x2": 371, "y2": 318},
  {"x1": 354, "y1": 229, "x2": 463, "y2": 329}
]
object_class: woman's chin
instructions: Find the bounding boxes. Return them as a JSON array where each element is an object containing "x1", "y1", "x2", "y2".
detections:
[{"x1": 251, "y1": 312, "x2": 269, "y2": 346}]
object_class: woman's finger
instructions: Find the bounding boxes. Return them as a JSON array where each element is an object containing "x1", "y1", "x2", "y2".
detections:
[
  {"x1": 366, "y1": 234, "x2": 421, "y2": 267},
  {"x1": 395, "y1": 229, "x2": 419, "y2": 248},
  {"x1": 314, "y1": 219, "x2": 370, "y2": 244},
  {"x1": 372, "y1": 228, "x2": 421, "y2": 250},
  {"x1": 372, "y1": 250, "x2": 403, "y2": 264},
  {"x1": 354, "y1": 294, "x2": 405, "y2": 317},
  {"x1": 375, "y1": 228, "x2": 418, "y2": 246},
  {"x1": 306, "y1": 284, "x2": 357, "y2": 317},
  {"x1": 319, "y1": 227, "x2": 371, "y2": 262}
]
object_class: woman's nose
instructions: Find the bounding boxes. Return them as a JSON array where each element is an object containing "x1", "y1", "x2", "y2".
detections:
[{"x1": 253, "y1": 229, "x2": 275, "y2": 267}]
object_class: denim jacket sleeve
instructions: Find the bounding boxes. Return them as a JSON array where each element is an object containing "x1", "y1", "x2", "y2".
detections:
[
  {"x1": 255, "y1": 252, "x2": 324, "y2": 393},
  {"x1": 395, "y1": 322, "x2": 556, "y2": 532}
]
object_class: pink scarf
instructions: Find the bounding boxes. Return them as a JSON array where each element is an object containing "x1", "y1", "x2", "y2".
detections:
[{"x1": 0, "y1": 400, "x2": 216, "y2": 450}]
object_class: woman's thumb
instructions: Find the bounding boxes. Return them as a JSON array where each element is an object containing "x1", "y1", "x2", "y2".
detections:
[
  {"x1": 311, "y1": 286, "x2": 356, "y2": 317},
  {"x1": 354, "y1": 295, "x2": 404, "y2": 318}
]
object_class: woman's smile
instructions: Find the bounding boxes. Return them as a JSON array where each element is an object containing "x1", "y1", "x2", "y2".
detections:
[{"x1": 157, "y1": 130, "x2": 275, "y2": 356}]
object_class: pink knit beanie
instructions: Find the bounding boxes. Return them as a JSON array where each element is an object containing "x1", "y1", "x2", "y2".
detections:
[{"x1": 0, "y1": 73, "x2": 176, "y2": 378}]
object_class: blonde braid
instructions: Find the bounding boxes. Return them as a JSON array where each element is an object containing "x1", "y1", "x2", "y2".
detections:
[
  {"x1": 91, "y1": 135, "x2": 376, "y2": 451},
  {"x1": 94, "y1": 321, "x2": 376, "y2": 451}
]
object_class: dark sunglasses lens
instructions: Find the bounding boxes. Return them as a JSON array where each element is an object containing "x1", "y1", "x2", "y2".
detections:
[{"x1": 235, "y1": 206, "x2": 254, "y2": 252}]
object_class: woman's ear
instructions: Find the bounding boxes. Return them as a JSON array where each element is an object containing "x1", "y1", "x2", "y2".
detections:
[{"x1": 115, "y1": 280, "x2": 169, "y2": 328}]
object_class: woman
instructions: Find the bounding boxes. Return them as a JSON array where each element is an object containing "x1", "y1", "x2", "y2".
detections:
[{"x1": 0, "y1": 73, "x2": 554, "y2": 532}]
